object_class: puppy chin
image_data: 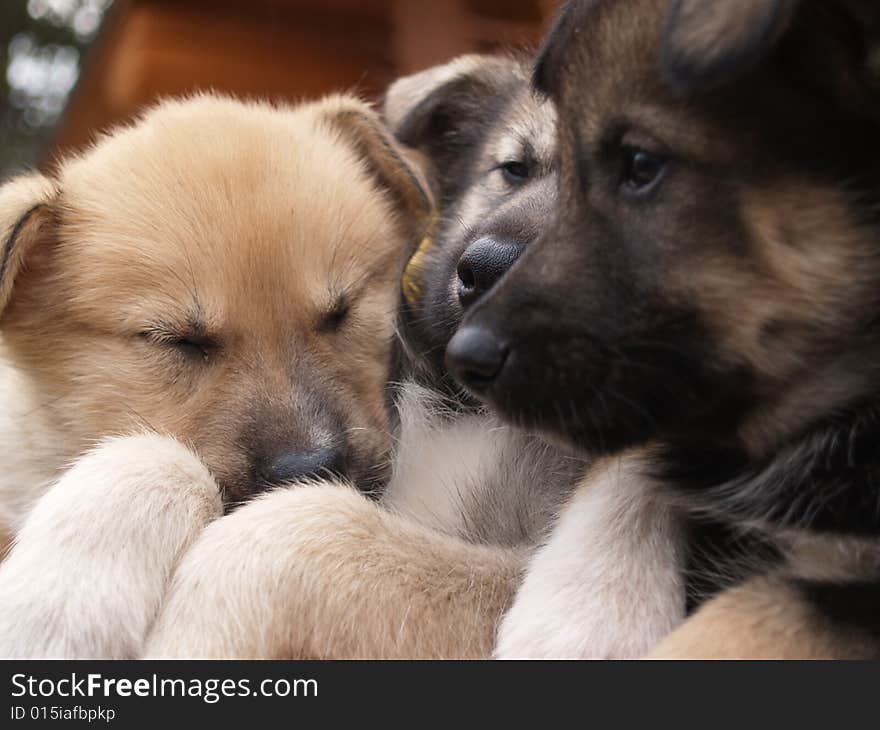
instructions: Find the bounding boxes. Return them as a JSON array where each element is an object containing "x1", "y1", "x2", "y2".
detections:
[
  {"x1": 507, "y1": 404, "x2": 651, "y2": 458},
  {"x1": 468, "y1": 376, "x2": 651, "y2": 459}
]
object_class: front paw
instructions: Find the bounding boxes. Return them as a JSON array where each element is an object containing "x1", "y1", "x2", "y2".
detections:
[
  {"x1": 0, "y1": 432, "x2": 221, "y2": 658},
  {"x1": 495, "y1": 592, "x2": 675, "y2": 660},
  {"x1": 145, "y1": 483, "x2": 521, "y2": 659},
  {"x1": 494, "y1": 590, "x2": 625, "y2": 659},
  {"x1": 494, "y1": 545, "x2": 685, "y2": 659},
  {"x1": 75, "y1": 433, "x2": 222, "y2": 508},
  {"x1": 495, "y1": 599, "x2": 573, "y2": 659}
]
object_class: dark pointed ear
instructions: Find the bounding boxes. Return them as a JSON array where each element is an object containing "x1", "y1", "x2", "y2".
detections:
[
  {"x1": 532, "y1": 1, "x2": 576, "y2": 98},
  {"x1": 828, "y1": 0, "x2": 880, "y2": 118},
  {"x1": 661, "y1": 0, "x2": 803, "y2": 92},
  {"x1": 383, "y1": 55, "x2": 526, "y2": 197},
  {"x1": 321, "y1": 96, "x2": 434, "y2": 236},
  {"x1": 0, "y1": 172, "x2": 57, "y2": 321}
]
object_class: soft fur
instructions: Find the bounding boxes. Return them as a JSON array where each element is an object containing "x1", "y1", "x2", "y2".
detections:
[
  {"x1": 495, "y1": 452, "x2": 686, "y2": 658},
  {"x1": 146, "y1": 54, "x2": 695, "y2": 660},
  {"x1": 145, "y1": 56, "x2": 596, "y2": 659},
  {"x1": 449, "y1": 0, "x2": 880, "y2": 657},
  {"x1": 0, "y1": 93, "x2": 433, "y2": 657},
  {"x1": 145, "y1": 482, "x2": 524, "y2": 658},
  {"x1": 0, "y1": 434, "x2": 220, "y2": 658}
]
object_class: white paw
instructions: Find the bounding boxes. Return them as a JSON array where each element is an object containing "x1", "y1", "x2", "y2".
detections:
[
  {"x1": 0, "y1": 432, "x2": 221, "y2": 658},
  {"x1": 494, "y1": 584, "x2": 675, "y2": 659},
  {"x1": 494, "y1": 455, "x2": 688, "y2": 659}
]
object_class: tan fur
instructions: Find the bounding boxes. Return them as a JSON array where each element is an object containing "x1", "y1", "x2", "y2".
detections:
[
  {"x1": 0, "y1": 93, "x2": 435, "y2": 657},
  {"x1": 144, "y1": 484, "x2": 522, "y2": 659},
  {"x1": 677, "y1": 184, "x2": 880, "y2": 458},
  {"x1": 0, "y1": 434, "x2": 221, "y2": 658},
  {"x1": 0, "y1": 93, "x2": 429, "y2": 519},
  {"x1": 663, "y1": 0, "x2": 801, "y2": 79},
  {"x1": 648, "y1": 574, "x2": 876, "y2": 659},
  {"x1": 144, "y1": 58, "x2": 565, "y2": 659},
  {"x1": 0, "y1": 173, "x2": 57, "y2": 315}
]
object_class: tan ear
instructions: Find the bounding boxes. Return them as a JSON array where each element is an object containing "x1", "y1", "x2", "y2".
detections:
[
  {"x1": 661, "y1": 0, "x2": 803, "y2": 92},
  {"x1": 321, "y1": 96, "x2": 434, "y2": 234},
  {"x1": 0, "y1": 172, "x2": 57, "y2": 321}
]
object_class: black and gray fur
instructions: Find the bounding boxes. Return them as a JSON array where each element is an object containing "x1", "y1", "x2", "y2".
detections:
[
  {"x1": 379, "y1": 55, "x2": 584, "y2": 549},
  {"x1": 450, "y1": 0, "x2": 880, "y2": 654}
]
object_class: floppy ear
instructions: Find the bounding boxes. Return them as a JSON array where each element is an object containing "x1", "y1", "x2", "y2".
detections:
[
  {"x1": 383, "y1": 55, "x2": 526, "y2": 199},
  {"x1": 321, "y1": 97, "x2": 434, "y2": 239},
  {"x1": 0, "y1": 172, "x2": 57, "y2": 321},
  {"x1": 661, "y1": 0, "x2": 803, "y2": 92}
]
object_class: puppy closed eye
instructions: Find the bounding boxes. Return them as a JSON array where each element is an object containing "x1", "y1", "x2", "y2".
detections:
[
  {"x1": 316, "y1": 297, "x2": 351, "y2": 333},
  {"x1": 139, "y1": 327, "x2": 216, "y2": 362}
]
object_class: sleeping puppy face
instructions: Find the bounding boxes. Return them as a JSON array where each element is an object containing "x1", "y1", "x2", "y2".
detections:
[
  {"x1": 0, "y1": 94, "x2": 431, "y2": 505},
  {"x1": 448, "y1": 0, "x2": 880, "y2": 459},
  {"x1": 384, "y1": 55, "x2": 556, "y2": 397}
]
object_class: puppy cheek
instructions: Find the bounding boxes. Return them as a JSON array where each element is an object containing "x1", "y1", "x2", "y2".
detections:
[
  {"x1": 173, "y1": 419, "x2": 250, "y2": 495},
  {"x1": 346, "y1": 380, "x2": 394, "y2": 475}
]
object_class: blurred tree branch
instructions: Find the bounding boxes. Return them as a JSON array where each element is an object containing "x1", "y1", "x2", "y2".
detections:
[{"x1": 1, "y1": 0, "x2": 112, "y2": 180}]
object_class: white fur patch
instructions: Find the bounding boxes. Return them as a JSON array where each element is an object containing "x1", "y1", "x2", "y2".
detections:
[
  {"x1": 0, "y1": 433, "x2": 221, "y2": 658},
  {"x1": 495, "y1": 454, "x2": 687, "y2": 659},
  {"x1": 383, "y1": 383, "x2": 506, "y2": 536}
]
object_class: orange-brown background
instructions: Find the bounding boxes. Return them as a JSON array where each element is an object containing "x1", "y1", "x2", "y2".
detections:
[{"x1": 55, "y1": 0, "x2": 560, "y2": 156}]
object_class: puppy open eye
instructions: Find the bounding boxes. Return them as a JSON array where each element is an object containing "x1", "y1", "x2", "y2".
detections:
[
  {"x1": 498, "y1": 160, "x2": 531, "y2": 185},
  {"x1": 621, "y1": 147, "x2": 667, "y2": 195}
]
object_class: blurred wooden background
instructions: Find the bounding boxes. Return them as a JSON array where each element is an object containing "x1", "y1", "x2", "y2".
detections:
[{"x1": 54, "y1": 0, "x2": 559, "y2": 155}]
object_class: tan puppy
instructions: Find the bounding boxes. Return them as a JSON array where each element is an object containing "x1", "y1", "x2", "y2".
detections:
[
  {"x1": 142, "y1": 57, "x2": 567, "y2": 660},
  {"x1": 0, "y1": 93, "x2": 431, "y2": 657}
]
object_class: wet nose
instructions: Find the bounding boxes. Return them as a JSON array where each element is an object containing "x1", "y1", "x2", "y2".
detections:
[
  {"x1": 456, "y1": 237, "x2": 525, "y2": 308},
  {"x1": 261, "y1": 446, "x2": 348, "y2": 486},
  {"x1": 445, "y1": 325, "x2": 509, "y2": 392}
]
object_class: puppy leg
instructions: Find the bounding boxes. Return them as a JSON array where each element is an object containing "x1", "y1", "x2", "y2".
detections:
[
  {"x1": 648, "y1": 574, "x2": 880, "y2": 659},
  {"x1": 495, "y1": 454, "x2": 687, "y2": 658},
  {"x1": 0, "y1": 433, "x2": 221, "y2": 658},
  {"x1": 145, "y1": 484, "x2": 522, "y2": 659}
]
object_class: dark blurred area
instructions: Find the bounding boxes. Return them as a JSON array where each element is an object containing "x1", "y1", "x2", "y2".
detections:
[
  {"x1": 0, "y1": 0, "x2": 111, "y2": 180},
  {"x1": 1, "y1": 0, "x2": 556, "y2": 183}
]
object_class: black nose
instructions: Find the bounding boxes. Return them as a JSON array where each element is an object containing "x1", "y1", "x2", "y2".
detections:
[
  {"x1": 457, "y1": 237, "x2": 525, "y2": 308},
  {"x1": 261, "y1": 446, "x2": 348, "y2": 486},
  {"x1": 445, "y1": 325, "x2": 509, "y2": 392}
]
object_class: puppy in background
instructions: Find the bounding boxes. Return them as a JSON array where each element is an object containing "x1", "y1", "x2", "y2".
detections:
[
  {"x1": 0, "y1": 93, "x2": 432, "y2": 658},
  {"x1": 143, "y1": 56, "x2": 610, "y2": 659},
  {"x1": 383, "y1": 54, "x2": 579, "y2": 549}
]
